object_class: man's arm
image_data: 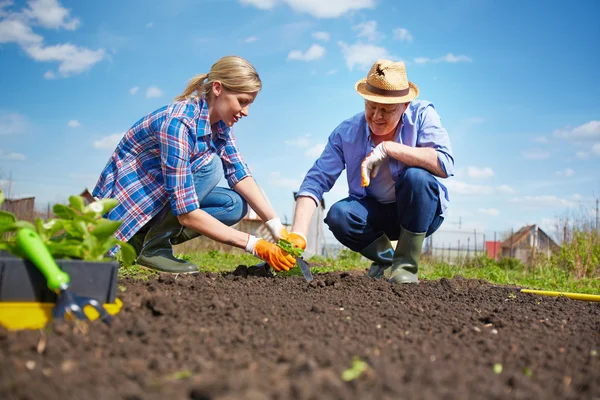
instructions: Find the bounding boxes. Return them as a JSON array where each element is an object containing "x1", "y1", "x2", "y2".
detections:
[
  {"x1": 384, "y1": 143, "x2": 447, "y2": 178},
  {"x1": 291, "y1": 196, "x2": 318, "y2": 237}
]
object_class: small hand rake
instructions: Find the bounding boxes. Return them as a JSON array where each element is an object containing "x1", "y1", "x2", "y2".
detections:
[{"x1": 15, "y1": 228, "x2": 112, "y2": 324}]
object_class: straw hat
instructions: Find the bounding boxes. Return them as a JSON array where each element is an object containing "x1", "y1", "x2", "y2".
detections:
[{"x1": 355, "y1": 59, "x2": 419, "y2": 104}]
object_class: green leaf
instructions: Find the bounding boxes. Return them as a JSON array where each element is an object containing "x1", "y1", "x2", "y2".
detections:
[
  {"x1": 116, "y1": 242, "x2": 137, "y2": 267},
  {"x1": 53, "y1": 204, "x2": 78, "y2": 220},
  {"x1": 0, "y1": 190, "x2": 4, "y2": 207},
  {"x1": 91, "y1": 219, "x2": 122, "y2": 241},
  {"x1": 493, "y1": 364, "x2": 503, "y2": 374},
  {"x1": 61, "y1": 221, "x2": 84, "y2": 239},
  {"x1": 342, "y1": 357, "x2": 369, "y2": 382},
  {"x1": 277, "y1": 238, "x2": 304, "y2": 258},
  {"x1": 13, "y1": 221, "x2": 36, "y2": 231},
  {"x1": 0, "y1": 210, "x2": 16, "y2": 226},
  {"x1": 522, "y1": 366, "x2": 533, "y2": 377},
  {"x1": 84, "y1": 198, "x2": 119, "y2": 215},
  {"x1": 68, "y1": 196, "x2": 85, "y2": 213}
]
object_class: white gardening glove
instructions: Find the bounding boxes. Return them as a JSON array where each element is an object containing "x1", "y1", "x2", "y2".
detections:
[
  {"x1": 361, "y1": 142, "x2": 388, "y2": 187},
  {"x1": 265, "y1": 217, "x2": 285, "y2": 241}
]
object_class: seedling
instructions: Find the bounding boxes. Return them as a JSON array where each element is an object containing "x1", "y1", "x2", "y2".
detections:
[
  {"x1": 0, "y1": 190, "x2": 135, "y2": 266},
  {"x1": 277, "y1": 238, "x2": 304, "y2": 258},
  {"x1": 342, "y1": 357, "x2": 369, "y2": 382}
]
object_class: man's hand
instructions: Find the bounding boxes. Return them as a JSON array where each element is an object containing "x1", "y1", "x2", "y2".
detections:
[
  {"x1": 361, "y1": 142, "x2": 388, "y2": 187},
  {"x1": 265, "y1": 217, "x2": 285, "y2": 241},
  {"x1": 282, "y1": 230, "x2": 307, "y2": 250},
  {"x1": 246, "y1": 235, "x2": 295, "y2": 271}
]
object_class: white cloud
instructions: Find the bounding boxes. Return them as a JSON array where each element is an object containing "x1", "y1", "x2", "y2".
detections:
[
  {"x1": 67, "y1": 119, "x2": 80, "y2": 128},
  {"x1": 508, "y1": 195, "x2": 576, "y2": 208},
  {"x1": 534, "y1": 136, "x2": 548, "y2": 143},
  {"x1": 23, "y1": 0, "x2": 80, "y2": 30},
  {"x1": 478, "y1": 208, "x2": 499, "y2": 216},
  {"x1": 244, "y1": 35, "x2": 258, "y2": 43},
  {"x1": 576, "y1": 151, "x2": 588, "y2": 159},
  {"x1": 269, "y1": 171, "x2": 301, "y2": 189},
  {"x1": 239, "y1": 0, "x2": 277, "y2": 10},
  {"x1": 305, "y1": 143, "x2": 326, "y2": 158},
  {"x1": 312, "y1": 31, "x2": 330, "y2": 41},
  {"x1": 327, "y1": 68, "x2": 337, "y2": 75},
  {"x1": 353, "y1": 20, "x2": 382, "y2": 41},
  {"x1": 443, "y1": 53, "x2": 472, "y2": 63},
  {"x1": 25, "y1": 43, "x2": 105, "y2": 77},
  {"x1": 0, "y1": 1, "x2": 105, "y2": 77},
  {"x1": 0, "y1": 149, "x2": 26, "y2": 160},
  {"x1": 393, "y1": 27, "x2": 413, "y2": 42},
  {"x1": 242, "y1": 0, "x2": 375, "y2": 18},
  {"x1": 93, "y1": 133, "x2": 124, "y2": 150},
  {"x1": 554, "y1": 120, "x2": 600, "y2": 141},
  {"x1": 555, "y1": 168, "x2": 575, "y2": 177},
  {"x1": 338, "y1": 41, "x2": 394, "y2": 71},
  {"x1": 0, "y1": 111, "x2": 28, "y2": 135},
  {"x1": 287, "y1": 44, "x2": 325, "y2": 61},
  {"x1": 0, "y1": 17, "x2": 43, "y2": 45},
  {"x1": 413, "y1": 53, "x2": 472, "y2": 64},
  {"x1": 593, "y1": 143, "x2": 600, "y2": 156},
  {"x1": 467, "y1": 166, "x2": 494, "y2": 179},
  {"x1": 522, "y1": 149, "x2": 550, "y2": 160},
  {"x1": 129, "y1": 86, "x2": 139, "y2": 96},
  {"x1": 285, "y1": 135, "x2": 311, "y2": 148},
  {"x1": 146, "y1": 22, "x2": 153, "y2": 28},
  {"x1": 444, "y1": 180, "x2": 493, "y2": 195},
  {"x1": 146, "y1": 86, "x2": 163, "y2": 98},
  {"x1": 496, "y1": 185, "x2": 516, "y2": 195}
]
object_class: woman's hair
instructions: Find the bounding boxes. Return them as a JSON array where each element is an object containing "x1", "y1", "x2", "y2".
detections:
[{"x1": 175, "y1": 55, "x2": 261, "y2": 102}]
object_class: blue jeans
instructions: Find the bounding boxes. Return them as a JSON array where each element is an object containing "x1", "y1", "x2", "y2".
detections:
[
  {"x1": 141, "y1": 156, "x2": 247, "y2": 232},
  {"x1": 324, "y1": 167, "x2": 444, "y2": 252}
]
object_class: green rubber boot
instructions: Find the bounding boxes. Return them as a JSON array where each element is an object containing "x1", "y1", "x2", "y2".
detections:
[
  {"x1": 388, "y1": 227, "x2": 425, "y2": 284},
  {"x1": 360, "y1": 234, "x2": 394, "y2": 279},
  {"x1": 170, "y1": 227, "x2": 201, "y2": 246},
  {"x1": 136, "y1": 208, "x2": 199, "y2": 274}
]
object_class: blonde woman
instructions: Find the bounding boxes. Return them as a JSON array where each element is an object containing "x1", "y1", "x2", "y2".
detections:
[{"x1": 94, "y1": 56, "x2": 300, "y2": 273}]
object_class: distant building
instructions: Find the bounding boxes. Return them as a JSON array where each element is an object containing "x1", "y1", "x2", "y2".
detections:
[
  {"x1": 79, "y1": 188, "x2": 96, "y2": 205},
  {"x1": 1, "y1": 196, "x2": 35, "y2": 222},
  {"x1": 485, "y1": 240, "x2": 502, "y2": 260},
  {"x1": 501, "y1": 225, "x2": 559, "y2": 265}
]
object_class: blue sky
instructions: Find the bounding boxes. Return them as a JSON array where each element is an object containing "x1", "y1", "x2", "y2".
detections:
[{"x1": 1, "y1": 0, "x2": 599, "y2": 246}]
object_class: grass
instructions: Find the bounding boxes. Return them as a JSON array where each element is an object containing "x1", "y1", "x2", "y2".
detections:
[{"x1": 118, "y1": 250, "x2": 599, "y2": 295}]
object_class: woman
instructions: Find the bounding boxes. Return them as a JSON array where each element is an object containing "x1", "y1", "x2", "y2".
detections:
[{"x1": 93, "y1": 56, "x2": 299, "y2": 273}]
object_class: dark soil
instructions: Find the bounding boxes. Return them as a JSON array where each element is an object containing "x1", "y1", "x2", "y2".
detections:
[{"x1": 1, "y1": 267, "x2": 599, "y2": 400}]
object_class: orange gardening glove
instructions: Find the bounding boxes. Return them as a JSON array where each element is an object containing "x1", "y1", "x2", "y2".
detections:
[
  {"x1": 246, "y1": 235, "x2": 296, "y2": 272},
  {"x1": 281, "y1": 229, "x2": 307, "y2": 250}
]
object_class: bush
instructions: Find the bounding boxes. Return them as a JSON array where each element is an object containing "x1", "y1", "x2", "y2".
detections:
[{"x1": 551, "y1": 229, "x2": 599, "y2": 278}]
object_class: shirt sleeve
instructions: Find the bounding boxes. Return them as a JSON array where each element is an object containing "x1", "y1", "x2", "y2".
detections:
[
  {"x1": 213, "y1": 124, "x2": 252, "y2": 187},
  {"x1": 416, "y1": 104, "x2": 455, "y2": 177},
  {"x1": 158, "y1": 117, "x2": 199, "y2": 215},
  {"x1": 297, "y1": 129, "x2": 345, "y2": 203}
]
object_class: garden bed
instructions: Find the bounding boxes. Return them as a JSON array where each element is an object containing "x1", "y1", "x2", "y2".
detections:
[{"x1": 1, "y1": 268, "x2": 598, "y2": 400}]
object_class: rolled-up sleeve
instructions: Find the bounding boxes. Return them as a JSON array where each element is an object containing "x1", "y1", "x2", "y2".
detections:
[
  {"x1": 417, "y1": 105, "x2": 454, "y2": 177},
  {"x1": 297, "y1": 130, "x2": 345, "y2": 204},
  {"x1": 158, "y1": 117, "x2": 199, "y2": 215},
  {"x1": 214, "y1": 124, "x2": 252, "y2": 187}
]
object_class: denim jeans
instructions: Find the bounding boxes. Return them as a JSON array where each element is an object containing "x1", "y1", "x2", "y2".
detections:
[
  {"x1": 324, "y1": 167, "x2": 444, "y2": 252},
  {"x1": 140, "y1": 156, "x2": 247, "y2": 232}
]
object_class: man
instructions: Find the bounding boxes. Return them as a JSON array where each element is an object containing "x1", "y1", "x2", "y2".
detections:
[{"x1": 290, "y1": 59, "x2": 454, "y2": 283}]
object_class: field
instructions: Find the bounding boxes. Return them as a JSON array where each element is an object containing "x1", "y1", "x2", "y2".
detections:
[{"x1": 1, "y1": 255, "x2": 599, "y2": 400}]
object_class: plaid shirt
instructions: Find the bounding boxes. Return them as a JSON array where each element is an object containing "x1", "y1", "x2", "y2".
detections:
[{"x1": 93, "y1": 95, "x2": 251, "y2": 244}]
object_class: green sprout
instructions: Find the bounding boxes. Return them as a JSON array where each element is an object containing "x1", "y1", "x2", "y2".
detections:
[
  {"x1": 342, "y1": 357, "x2": 369, "y2": 382},
  {"x1": 277, "y1": 238, "x2": 304, "y2": 258}
]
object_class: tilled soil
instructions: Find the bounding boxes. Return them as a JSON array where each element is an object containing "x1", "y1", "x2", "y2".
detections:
[{"x1": 1, "y1": 267, "x2": 599, "y2": 400}]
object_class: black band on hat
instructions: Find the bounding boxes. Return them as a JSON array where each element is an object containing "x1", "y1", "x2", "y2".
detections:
[{"x1": 365, "y1": 83, "x2": 410, "y2": 97}]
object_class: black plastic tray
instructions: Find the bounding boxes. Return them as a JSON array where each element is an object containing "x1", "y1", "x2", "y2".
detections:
[{"x1": 0, "y1": 257, "x2": 119, "y2": 303}]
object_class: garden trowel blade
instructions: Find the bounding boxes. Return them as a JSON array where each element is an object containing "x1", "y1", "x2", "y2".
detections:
[{"x1": 296, "y1": 257, "x2": 313, "y2": 282}]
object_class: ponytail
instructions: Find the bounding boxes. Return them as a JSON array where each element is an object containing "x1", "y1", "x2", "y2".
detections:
[{"x1": 174, "y1": 73, "x2": 208, "y2": 101}]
